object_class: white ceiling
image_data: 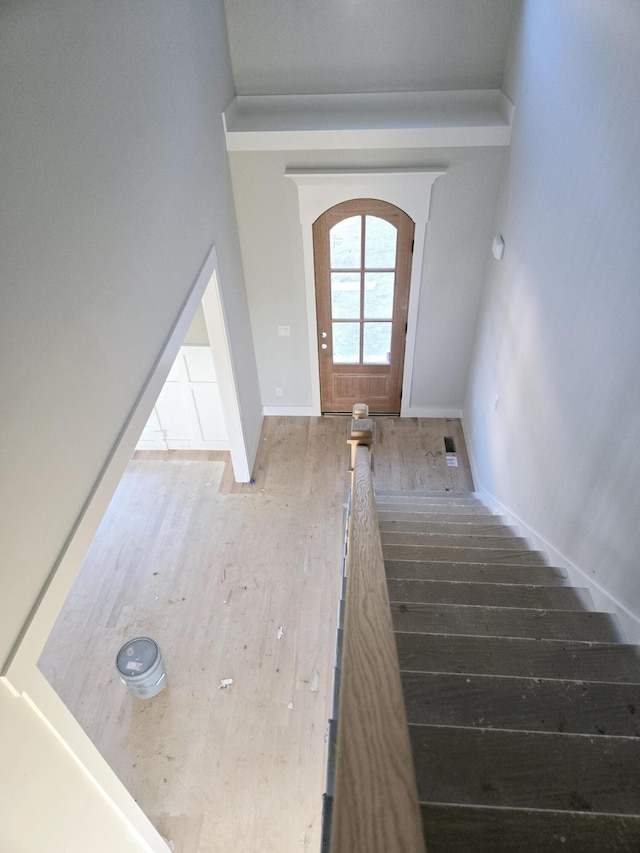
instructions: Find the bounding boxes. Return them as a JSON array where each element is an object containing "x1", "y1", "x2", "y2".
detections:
[{"x1": 224, "y1": 0, "x2": 520, "y2": 96}]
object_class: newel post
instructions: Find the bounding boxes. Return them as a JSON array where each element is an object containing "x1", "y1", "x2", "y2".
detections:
[{"x1": 347, "y1": 403, "x2": 375, "y2": 471}]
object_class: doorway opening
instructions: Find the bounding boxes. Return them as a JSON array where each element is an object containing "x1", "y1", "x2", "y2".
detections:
[
  {"x1": 137, "y1": 302, "x2": 230, "y2": 452},
  {"x1": 286, "y1": 168, "x2": 445, "y2": 417}
]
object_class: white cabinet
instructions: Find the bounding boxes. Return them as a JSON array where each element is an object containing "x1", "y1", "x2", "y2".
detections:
[{"x1": 137, "y1": 346, "x2": 229, "y2": 451}]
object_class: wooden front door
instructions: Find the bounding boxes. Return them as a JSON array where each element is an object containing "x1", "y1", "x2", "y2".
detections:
[{"x1": 313, "y1": 199, "x2": 415, "y2": 414}]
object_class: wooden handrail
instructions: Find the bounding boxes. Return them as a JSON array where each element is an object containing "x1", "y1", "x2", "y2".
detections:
[{"x1": 330, "y1": 426, "x2": 426, "y2": 852}]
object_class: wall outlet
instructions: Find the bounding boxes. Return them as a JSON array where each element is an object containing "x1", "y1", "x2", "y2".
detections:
[
  {"x1": 278, "y1": 325, "x2": 291, "y2": 337},
  {"x1": 275, "y1": 387, "x2": 284, "y2": 397}
]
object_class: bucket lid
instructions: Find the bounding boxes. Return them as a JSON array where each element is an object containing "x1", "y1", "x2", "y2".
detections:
[{"x1": 116, "y1": 637, "x2": 158, "y2": 678}]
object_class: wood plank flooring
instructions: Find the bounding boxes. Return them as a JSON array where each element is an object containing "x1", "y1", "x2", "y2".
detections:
[{"x1": 38, "y1": 416, "x2": 472, "y2": 853}]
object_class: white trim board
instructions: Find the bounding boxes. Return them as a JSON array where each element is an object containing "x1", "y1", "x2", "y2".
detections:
[
  {"x1": 262, "y1": 405, "x2": 318, "y2": 417},
  {"x1": 286, "y1": 169, "x2": 445, "y2": 418},
  {"x1": 464, "y1": 439, "x2": 640, "y2": 646},
  {"x1": 402, "y1": 406, "x2": 463, "y2": 419},
  {"x1": 224, "y1": 90, "x2": 513, "y2": 151}
]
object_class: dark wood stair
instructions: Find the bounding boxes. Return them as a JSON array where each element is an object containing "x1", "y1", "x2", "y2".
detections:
[{"x1": 378, "y1": 489, "x2": 640, "y2": 852}]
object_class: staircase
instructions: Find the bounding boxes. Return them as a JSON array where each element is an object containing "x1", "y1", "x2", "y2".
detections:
[{"x1": 377, "y1": 489, "x2": 640, "y2": 852}]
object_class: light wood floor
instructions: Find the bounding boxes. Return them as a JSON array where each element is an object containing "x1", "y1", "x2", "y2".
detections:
[{"x1": 38, "y1": 417, "x2": 472, "y2": 853}]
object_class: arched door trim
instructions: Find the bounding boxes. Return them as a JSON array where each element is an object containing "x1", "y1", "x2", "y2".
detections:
[{"x1": 286, "y1": 169, "x2": 445, "y2": 416}]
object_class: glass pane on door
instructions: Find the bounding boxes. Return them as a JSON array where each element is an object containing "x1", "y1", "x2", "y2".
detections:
[
  {"x1": 364, "y1": 272, "x2": 394, "y2": 319},
  {"x1": 331, "y1": 273, "x2": 361, "y2": 319},
  {"x1": 363, "y1": 322, "x2": 392, "y2": 364},
  {"x1": 332, "y1": 322, "x2": 360, "y2": 363},
  {"x1": 365, "y1": 216, "x2": 397, "y2": 268},
  {"x1": 330, "y1": 216, "x2": 361, "y2": 268}
]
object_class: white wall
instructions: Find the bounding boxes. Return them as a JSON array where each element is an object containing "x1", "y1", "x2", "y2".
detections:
[
  {"x1": 224, "y1": 0, "x2": 518, "y2": 95},
  {"x1": 464, "y1": 0, "x2": 640, "y2": 638},
  {"x1": 230, "y1": 147, "x2": 504, "y2": 412},
  {"x1": 0, "y1": 1, "x2": 260, "y2": 848}
]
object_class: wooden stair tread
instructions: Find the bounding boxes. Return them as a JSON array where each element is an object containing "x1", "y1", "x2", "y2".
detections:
[
  {"x1": 419, "y1": 803, "x2": 640, "y2": 852},
  {"x1": 383, "y1": 544, "x2": 548, "y2": 565},
  {"x1": 386, "y1": 578, "x2": 592, "y2": 609},
  {"x1": 401, "y1": 672, "x2": 640, "y2": 736},
  {"x1": 395, "y1": 632, "x2": 640, "y2": 681},
  {"x1": 385, "y1": 559, "x2": 568, "y2": 585},
  {"x1": 409, "y1": 724, "x2": 640, "y2": 813},
  {"x1": 376, "y1": 501, "x2": 490, "y2": 515},
  {"x1": 390, "y1": 602, "x2": 621, "y2": 642},
  {"x1": 381, "y1": 531, "x2": 532, "y2": 549},
  {"x1": 375, "y1": 489, "x2": 476, "y2": 498},
  {"x1": 378, "y1": 509, "x2": 500, "y2": 523},
  {"x1": 375, "y1": 493, "x2": 481, "y2": 505},
  {"x1": 378, "y1": 519, "x2": 514, "y2": 535}
]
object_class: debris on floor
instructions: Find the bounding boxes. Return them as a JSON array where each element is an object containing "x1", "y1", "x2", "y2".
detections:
[{"x1": 218, "y1": 678, "x2": 233, "y2": 690}]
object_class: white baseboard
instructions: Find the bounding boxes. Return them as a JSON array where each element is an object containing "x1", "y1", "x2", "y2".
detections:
[
  {"x1": 166, "y1": 440, "x2": 229, "y2": 451},
  {"x1": 262, "y1": 405, "x2": 319, "y2": 417},
  {"x1": 473, "y1": 481, "x2": 640, "y2": 645},
  {"x1": 263, "y1": 404, "x2": 463, "y2": 418},
  {"x1": 401, "y1": 405, "x2": 463, "y2": 419},
  {"x1": 135, "y1": 440, "x2": 230, "y2": 452}
]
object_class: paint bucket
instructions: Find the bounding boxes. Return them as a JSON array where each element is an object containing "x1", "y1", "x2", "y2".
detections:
[{"x1": 116, "y1": 637, "x2": 167, "y2": 699}]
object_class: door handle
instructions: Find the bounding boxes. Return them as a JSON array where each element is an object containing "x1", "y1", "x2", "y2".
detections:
[
  {"x1": 320, "y1": 331, "x2": 327, "y2": 338},
  {"x1": 321, "y1": 343, "x2": 328, "y2": 349}
]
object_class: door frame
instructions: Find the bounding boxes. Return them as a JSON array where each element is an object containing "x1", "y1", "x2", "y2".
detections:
[{"x1": 286, "y1": 169, "x2": 445, "y2": 416}]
